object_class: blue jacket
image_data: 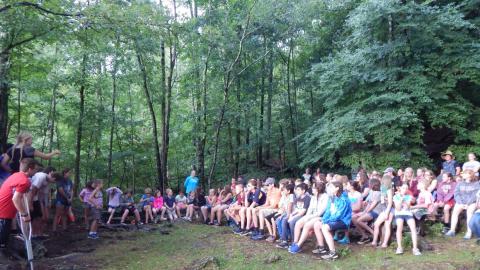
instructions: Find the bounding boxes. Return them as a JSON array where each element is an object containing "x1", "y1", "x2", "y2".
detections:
[
  {"x1": 184, "y1": 176, "x2": 199, "y2": 194},
  {"x1": 322, "y1": 192, "x2": 352, "y2": 227}
]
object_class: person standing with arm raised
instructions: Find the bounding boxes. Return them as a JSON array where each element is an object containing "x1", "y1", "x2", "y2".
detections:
[{"x1": 1, "y1": 132, "x2": 60, "y2": 174}]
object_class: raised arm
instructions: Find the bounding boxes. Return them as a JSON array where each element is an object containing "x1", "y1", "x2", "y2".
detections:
[{"x1": 34, "y1": 149, "x2": 61, "y2": 160}]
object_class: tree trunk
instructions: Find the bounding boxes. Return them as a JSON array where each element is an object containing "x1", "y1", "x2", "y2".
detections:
[
  {"x1": 0, "y1": 52, "x2": 11, "y2": 152},
  {"x1": 74, "y1": 54, "x2": 87, "y2": 195},
  {"x1": 257, "y1": 37, "x2": 266, "y2": 168},
  {"x1": 266, "y1": 47, "x2": 273, "y2": 160},
  {"x1": 234, "y1": 73, "x2": 241, "y2": 178},
  {"x1": 136, "y1": 47, "x2": 163, "y2": 191},
  {"x1": 48, "y1": 86, "x2": 56, "y2": 166},
  {"x1": 127, "y1": 85, "x2": 136, "y2": 193},
  {"x1": 16, "y1": 66, "x2": 21, "y2": 134},
  {"x1": 286, "y1": 42, "x2": 299, "y2": 165},
  {"x1": 207, "y1": 0, "x2": 255, "y2": 186},
  {"x1": 107, "y1": 52, "x2": 118, "y2": 187}
]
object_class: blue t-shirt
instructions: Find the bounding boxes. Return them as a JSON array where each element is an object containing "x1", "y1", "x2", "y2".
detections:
[
  {"x1": 442, "y1": 160, "x2": 460, "y2": 176},
  {"x1": 247, "y1": 189, "x2": 266, "y2": 206},
  {"x1": 164, "y1": 195, "x2": 176, "y2": 208},
  {"x1": 56, "y1": 179, "x2": 73, "y2": 204},
  {"x1": 184, "y1": 176, "x2": 199, "y2": 194},
  {"x1": 141, "y1": 195, "x2": 154, "y2": 207}
]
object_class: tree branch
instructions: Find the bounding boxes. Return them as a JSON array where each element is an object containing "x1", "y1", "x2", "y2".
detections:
[
  {"x1": 0, "y1": 2, "x2": 82, "y2": 17},
  {"x1": 1, "y1": 27, "x2": 55, "y2": 55}
]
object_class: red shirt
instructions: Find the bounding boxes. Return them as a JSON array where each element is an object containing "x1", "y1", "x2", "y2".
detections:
[{"x1": 0, "y1": 172, "x2": 31, "y2": 219}]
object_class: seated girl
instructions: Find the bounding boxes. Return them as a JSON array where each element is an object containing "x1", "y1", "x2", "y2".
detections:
[
  {"x1": 175, "y1": 190, "x2": 188, "y2": 218},
  {"x1": 432, "y1": 172, "x2": 456, "y2": 231},
  {"x1": 163, "y1": 188, "x2": 177, "y2": 221},
  {"x1": 313, "y1": 181, "x2": 352, "y2": 260},
  {"x1": 140, "y1": 188, "x2": 154, "y2": 224},
  {"x1": 445, "y1": 169, "x2": 480, "y2": 238},
  {"x1": 228, "y1": 183, "x2": 246, "y2": 232},
  {"x1": 209, "y1": 185, "x2": 233, "y2": 225},
  {"x1": 352, "y1": 178, "x2": 381, "y2": 244},
  {"x1": 184, "y1": 190, "x2": 197, "y2": 221},
  {"x1": 336, "y1": 180, "x2": 363, "y2": 244},
  {"x1": 288, "y1": 182, "x2": 328, "y2": 253},
  {"x1": 106, "y1": 186, "x2": 123, "y2": 225},
  {"x1": 411, "y1": 180, "x2": 434, "y2": 220},
  {"x1": 152, "y1": 190, "x2": 165, "y2": 223},
  {"x1": 393, "y1": 183, "x2": 421, "y2": 256},
  {"x1": 371, "y1": 175, "x2": 394, "y2": 248},
  {"x1": 120, "y1": 190, "x2": 142, "y2": 225},
  {"x1": 201, "y1": 189, "x2": 218, "y2": 223}
]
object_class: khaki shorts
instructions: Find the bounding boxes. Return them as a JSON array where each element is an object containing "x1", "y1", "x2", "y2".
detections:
[{"x1": 260, "y1": 208, "x2": 277, "y2": 217}]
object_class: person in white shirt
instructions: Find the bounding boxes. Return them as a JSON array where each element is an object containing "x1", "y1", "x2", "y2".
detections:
[{"x1": 463, "y1": 153, "x2": 480, "y2": 174}]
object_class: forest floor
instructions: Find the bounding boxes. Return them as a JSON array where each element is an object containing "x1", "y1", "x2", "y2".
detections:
[{"x1": 1, "y1": 220, "x2": 480, "y2": 270}]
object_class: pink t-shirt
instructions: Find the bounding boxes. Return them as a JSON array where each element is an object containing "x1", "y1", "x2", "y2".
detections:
[
  {"x1": 417, "y1": 191, "x2": 434, "y2": 213},
  {"x1": 153, "y1": 196, "x2": 164, "y2": 209}
]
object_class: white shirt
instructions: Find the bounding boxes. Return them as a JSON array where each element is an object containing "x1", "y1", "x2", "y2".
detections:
[
  {"x1": 31, "y1": 172, "x2": 49, "y2": 201},
  {"x1": 463, "y1": 160, "x2": 480, "y2": 172}
]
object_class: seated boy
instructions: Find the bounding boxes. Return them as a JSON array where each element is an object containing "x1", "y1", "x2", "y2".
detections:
[
  {"x1": 277, "y1": 183, "x2": 310, "y2": 248},
  {"x1": 251, "y1": 178, "x2": 282, "y2": 240}
]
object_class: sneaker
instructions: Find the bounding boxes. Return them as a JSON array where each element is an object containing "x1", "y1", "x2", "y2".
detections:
[
  {"x1": 333, "y1": 231, "x2": 339, "y2": 241},
  {"x1": 412, "y1": 248, "x2": 421, "y2": 256},
  {"x1": 338, "y1": 236, "x2": 350, "y2": 245},
  {"x1": 233, "y1": 227, "x2": 243, "y2": 235},
  {"x1": 266, "y1": 235, "x2": 276, "y2": 243},
  {"x1": 240, "y1": 229, "x2": 250, "y2": 236},
  {"x1": 276, "y1": 241, "x2": 289, "y2": 249},
  {"x1": 476, "y1": 239, "x2": 480, "y2": 246},
  {"x1": 357, "y1": 236, "x2": 371, "y2": 245},
  {"x1": 120, "y1": 222, "x2": 127, "y2": 225},
  {"x1": 312, "y1": 246, "x2": 328, "y2": 254},
  {"x1": 252, "y1": 233, "x2": 265, "y2": 241},
  {"x1": 442, "y1": 227, "x2": 450, "y2": 234},
  {"x1": 321, "y1": 251, "x2": 338, "y2": 260},
  {"x1": 395, "y1": 247, "x2": 403, "y2": 255},
  {"x1": 288, "y1": 243, "x2": 301, "y2": 254},
  {"x1": 464, "y1": 232, "x2": 472, "y2": 240},
  {"x1": 88, "y1": 233, "x2": 99, "y2": 240},
  {"x1": 444, "y1": 230, "x2": 455, "y2": 237}
]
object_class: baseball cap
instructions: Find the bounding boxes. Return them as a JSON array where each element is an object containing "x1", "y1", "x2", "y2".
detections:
[
  {"x1": 264, "y1": 177, "x2": 275, "y2": 186},
  {"x1": 383, "y1": 167, "x2": 395, "y2": 173}
]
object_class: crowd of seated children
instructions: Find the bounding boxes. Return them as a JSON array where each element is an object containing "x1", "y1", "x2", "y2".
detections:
[{"x1": 23, "y1": 149, "x2": 480, "y2": 261}]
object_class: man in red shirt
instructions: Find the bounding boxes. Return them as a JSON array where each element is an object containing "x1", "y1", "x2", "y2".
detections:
[{"x1": 0, "y1": 158, "x2": 37, "y2": 251}]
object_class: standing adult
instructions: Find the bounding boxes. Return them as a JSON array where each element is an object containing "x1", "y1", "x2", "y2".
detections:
[
  {"x1": 0, "y1": 158, "x2": 37, "y2": 252},
  {"x1": 441, "y1": 150, "x2": 461, "y2": 176},
  {"x1": 184, "y1": 170, "x2": 199, "y2": 195},
  {"x1": 1, "y1": 132, "x2": 60, "y2": 174}
]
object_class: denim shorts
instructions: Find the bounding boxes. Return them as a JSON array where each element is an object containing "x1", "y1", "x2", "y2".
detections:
[
  {"x1": 326, "y1": 220, "x2": 348, "y2": 231},
  {"x1": 369, "y1": 211, "x2": 379, "y2": 220},
  {"x1": 395, "y1": 214, "x2": 413, "y2": 221}
]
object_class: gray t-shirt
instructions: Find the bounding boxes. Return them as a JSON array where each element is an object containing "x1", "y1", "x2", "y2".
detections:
[
  {"x1": 31, "y1": 172, "x2": 49, "y2": 203},
  {"x1": 366, "y1": 190, "x2": 382, "y2": 213}
]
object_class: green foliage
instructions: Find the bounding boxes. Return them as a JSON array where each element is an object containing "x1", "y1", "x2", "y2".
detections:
[
  {"x1": 301, "y1": 0, "x2": 480, "y2": 171},
  {"x1": 1, "y1": 0, "x2": 479, "y2": 190}
]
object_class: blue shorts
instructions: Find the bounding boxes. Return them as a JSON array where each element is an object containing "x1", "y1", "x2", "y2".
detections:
[
  {"x1": 326, "y1": 220, "x2": 348, "y2": 232},
  {"x1": 369, "y1": 211, "x2": 379, "y2": 220},
  {"x1": 395, "y1": 215, "x2": 413, "y2": 221}
]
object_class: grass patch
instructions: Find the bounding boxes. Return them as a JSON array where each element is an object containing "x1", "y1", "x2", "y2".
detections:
[{"x1": 94, "y1": 222, "x2": 480, "y2": 270}]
